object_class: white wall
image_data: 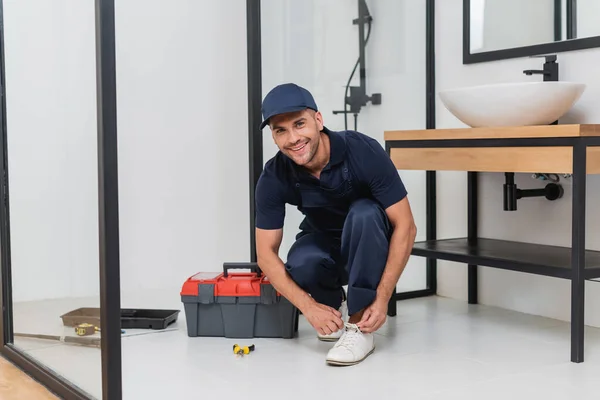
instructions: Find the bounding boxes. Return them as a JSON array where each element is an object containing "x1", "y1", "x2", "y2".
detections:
[
  {"x1": 115, "y1": 0, "x2": 249, "y2": 295},
  {"x1": 4, "y1": 0, "x2": 250, "y2": 302},
  {"x1": 260, "y1": 0, "x2": 429, "y2": 292},
  {"x1": 436, "y1": 0, "x2": 600, "y2": 327}
]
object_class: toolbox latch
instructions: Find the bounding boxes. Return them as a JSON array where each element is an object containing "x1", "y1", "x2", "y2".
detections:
[
  {"x1": 198, "y1": 284, "x2": 215, "y2": 304},
  {"x1": 260, "y1": 284, "x2": 278, "y2": 305}
]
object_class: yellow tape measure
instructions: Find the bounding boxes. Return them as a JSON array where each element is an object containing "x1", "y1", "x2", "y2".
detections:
[{"x1": 75, "y1": 323, "x2": 98, "y2": 336}]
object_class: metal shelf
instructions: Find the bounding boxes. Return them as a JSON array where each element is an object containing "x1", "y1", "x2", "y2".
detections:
[
  {"x1": 385, "y1": 126, "x2": 600, "y2": 364},
  {"x1": 412, "y1": 238, "x2": 600, "y2": 280}
]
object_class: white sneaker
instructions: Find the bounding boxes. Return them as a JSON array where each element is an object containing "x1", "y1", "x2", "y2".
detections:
[
  {"x1": 325, "y1": 323, "x2": 375, "y2": 366},
  {"x1": 317, "y1": 300, "x2": 348, "y2": 342}
]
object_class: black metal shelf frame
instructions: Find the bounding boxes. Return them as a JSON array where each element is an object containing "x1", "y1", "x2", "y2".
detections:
[
  {"x1": 412, "y1": 238, "x2": 600, "y2": 280},
  {"x1": 387, "y1": 134, "x2": 600, "y2": 364}
]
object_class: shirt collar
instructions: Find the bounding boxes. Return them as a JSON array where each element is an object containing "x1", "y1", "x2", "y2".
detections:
[{"x1": 322, "y1": 126, "x2": 346, "y2": 169}]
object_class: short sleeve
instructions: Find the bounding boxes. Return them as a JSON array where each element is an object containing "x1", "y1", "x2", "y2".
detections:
[
  {"x1": 255, "y1": 171, "x2": 286, "y2": 230},
  {"x1": 356, "y1": 137, "x2": 408, "y2": 209}
]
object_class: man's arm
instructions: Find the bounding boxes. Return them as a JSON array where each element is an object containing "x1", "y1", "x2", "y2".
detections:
[
  {"x1": 376, "y1": 197, "x2": 417, "y2": 302},
  {"x1": 254, "y1": 172, "x2": 313, "y2": 310},
  {"x1": 357, "y1": 197, "x2": 416, "y2": 333},
  {"x1": 256, "y1": 228, "x2": 343, "y2": 335},
  {"x1": 255, "y1": 227, "x2": 314, "y2": 312},
  {"x1": 350, "y1": 135, "x2": 417, "y2": 332},
  {"x1": 254, "y1": 171, "x2": 342, "y2": 335}
]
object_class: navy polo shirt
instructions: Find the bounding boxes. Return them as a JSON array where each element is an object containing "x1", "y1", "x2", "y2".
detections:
[{"x1": 255, "y1": 127, "x2": 407, "y2": 235}]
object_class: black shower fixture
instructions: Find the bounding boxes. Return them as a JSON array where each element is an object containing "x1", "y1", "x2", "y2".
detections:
[{"x1": 333, "y1": 0, "x2": 382, "y2": 131}]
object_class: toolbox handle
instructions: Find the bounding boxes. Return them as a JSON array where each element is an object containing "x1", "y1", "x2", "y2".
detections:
[{"x1": 223, "y1": 262, "x2": 262, "y2": 277}]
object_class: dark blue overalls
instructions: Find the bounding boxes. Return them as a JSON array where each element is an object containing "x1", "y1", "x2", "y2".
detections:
[{"x1": 283, "y1": 135, "x2": 393, "y2": 316}]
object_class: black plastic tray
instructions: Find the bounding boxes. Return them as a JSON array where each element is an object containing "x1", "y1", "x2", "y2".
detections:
[
  {"x1": 121, "y1": 308, "x2": 180, "y2": 330},
  {"x1": 61, "y1": 308, "x2": 180, "y2": 330}
]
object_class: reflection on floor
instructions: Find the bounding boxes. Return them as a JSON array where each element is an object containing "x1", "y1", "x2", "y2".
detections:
[
  {"x1": 0, "y1": 356, "x2": 58, "y2": 399},
  {"x1": 10, "y1": 293, "x2": 600, "y2": 400},
  {"x1": 11, "y1": 288, "x2": 184, "y2": 398}
]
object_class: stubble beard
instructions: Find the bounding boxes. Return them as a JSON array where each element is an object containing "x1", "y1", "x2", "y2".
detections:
[{"x1": 288, "y1": 137, "x2": 318, "y2": 167}]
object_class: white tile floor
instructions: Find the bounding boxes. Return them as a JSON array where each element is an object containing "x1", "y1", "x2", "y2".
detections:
[{"x1": 11, "y1": 295, "x2": 600, "y2": 400}]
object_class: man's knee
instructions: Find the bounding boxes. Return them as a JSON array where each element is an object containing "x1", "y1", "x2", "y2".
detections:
[
  {"x1": 346, "y1": 198, "x2": 387, "y2": 228},
  {"x1": 285, "y1": 237, "x2": 335, "y2": 287},
  {"x1": 286, "y1": 254, "x2": 321, "y2": 286}
]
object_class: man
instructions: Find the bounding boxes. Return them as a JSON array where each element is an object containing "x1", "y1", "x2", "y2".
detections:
[{"x1": 254, "y1": 83, "x2": 416, "y2": 366}]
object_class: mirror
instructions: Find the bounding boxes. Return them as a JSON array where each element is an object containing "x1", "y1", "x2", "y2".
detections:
[{"x1": 464, "y1": 0, "x2": 600, "y2": 63}]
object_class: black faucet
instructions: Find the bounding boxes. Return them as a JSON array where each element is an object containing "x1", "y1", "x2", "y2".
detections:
[{"x1": 523, "y1": 54, "x2": 558, "y2": 82}]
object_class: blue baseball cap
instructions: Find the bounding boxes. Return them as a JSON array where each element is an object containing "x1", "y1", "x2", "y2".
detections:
[{"x1": 260, "y1": 83, "x2": 318, "y2": 130}]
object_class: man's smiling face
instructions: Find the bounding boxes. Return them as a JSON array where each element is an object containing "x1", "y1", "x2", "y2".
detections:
[{"x1": 270, "y1": 108, "x2": 324, "y2": 167}]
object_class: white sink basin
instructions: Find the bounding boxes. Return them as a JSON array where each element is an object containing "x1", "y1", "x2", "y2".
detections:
[{"x1": 438, "y1": 82, "x2": 586, "y2": 127}]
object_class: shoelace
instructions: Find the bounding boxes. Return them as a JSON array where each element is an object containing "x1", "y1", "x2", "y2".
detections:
[{"x1": 334, "y1": 323, "x2": 362, "y2": 349}]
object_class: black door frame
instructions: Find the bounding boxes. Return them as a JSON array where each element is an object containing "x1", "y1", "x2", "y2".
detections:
[
  {"x1": 0, "y1": 1, "x2": 121, "y2": 399},
  {"x1": 246, "y1": 0, "x2": 437, "y2": 301}
]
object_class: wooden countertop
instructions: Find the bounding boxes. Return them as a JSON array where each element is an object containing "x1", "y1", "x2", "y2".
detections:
[
  {"x1": 384, "y1": 124, "x2": 600, "y2": 174},
  {"x1": 384, "y1": 124, "x2": 600, "y2": 141}
]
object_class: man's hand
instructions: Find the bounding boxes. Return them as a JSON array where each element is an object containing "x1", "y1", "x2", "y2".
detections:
[
  {"x1": 357, "y1": 297, "x2": 388, "y2": 333},
  {"x1": 303, "y1": 302, "x2": 344, "y2": 336}
]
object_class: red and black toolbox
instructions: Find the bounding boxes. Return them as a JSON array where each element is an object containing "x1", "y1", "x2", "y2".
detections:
[{"x1": 180, "y1": 262, "x2": 298, "y2": 339}]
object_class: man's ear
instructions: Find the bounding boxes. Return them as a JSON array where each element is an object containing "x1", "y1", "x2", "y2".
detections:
[{"x1": 314, "y1": 111, "x2": 324, "y2": 130}]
